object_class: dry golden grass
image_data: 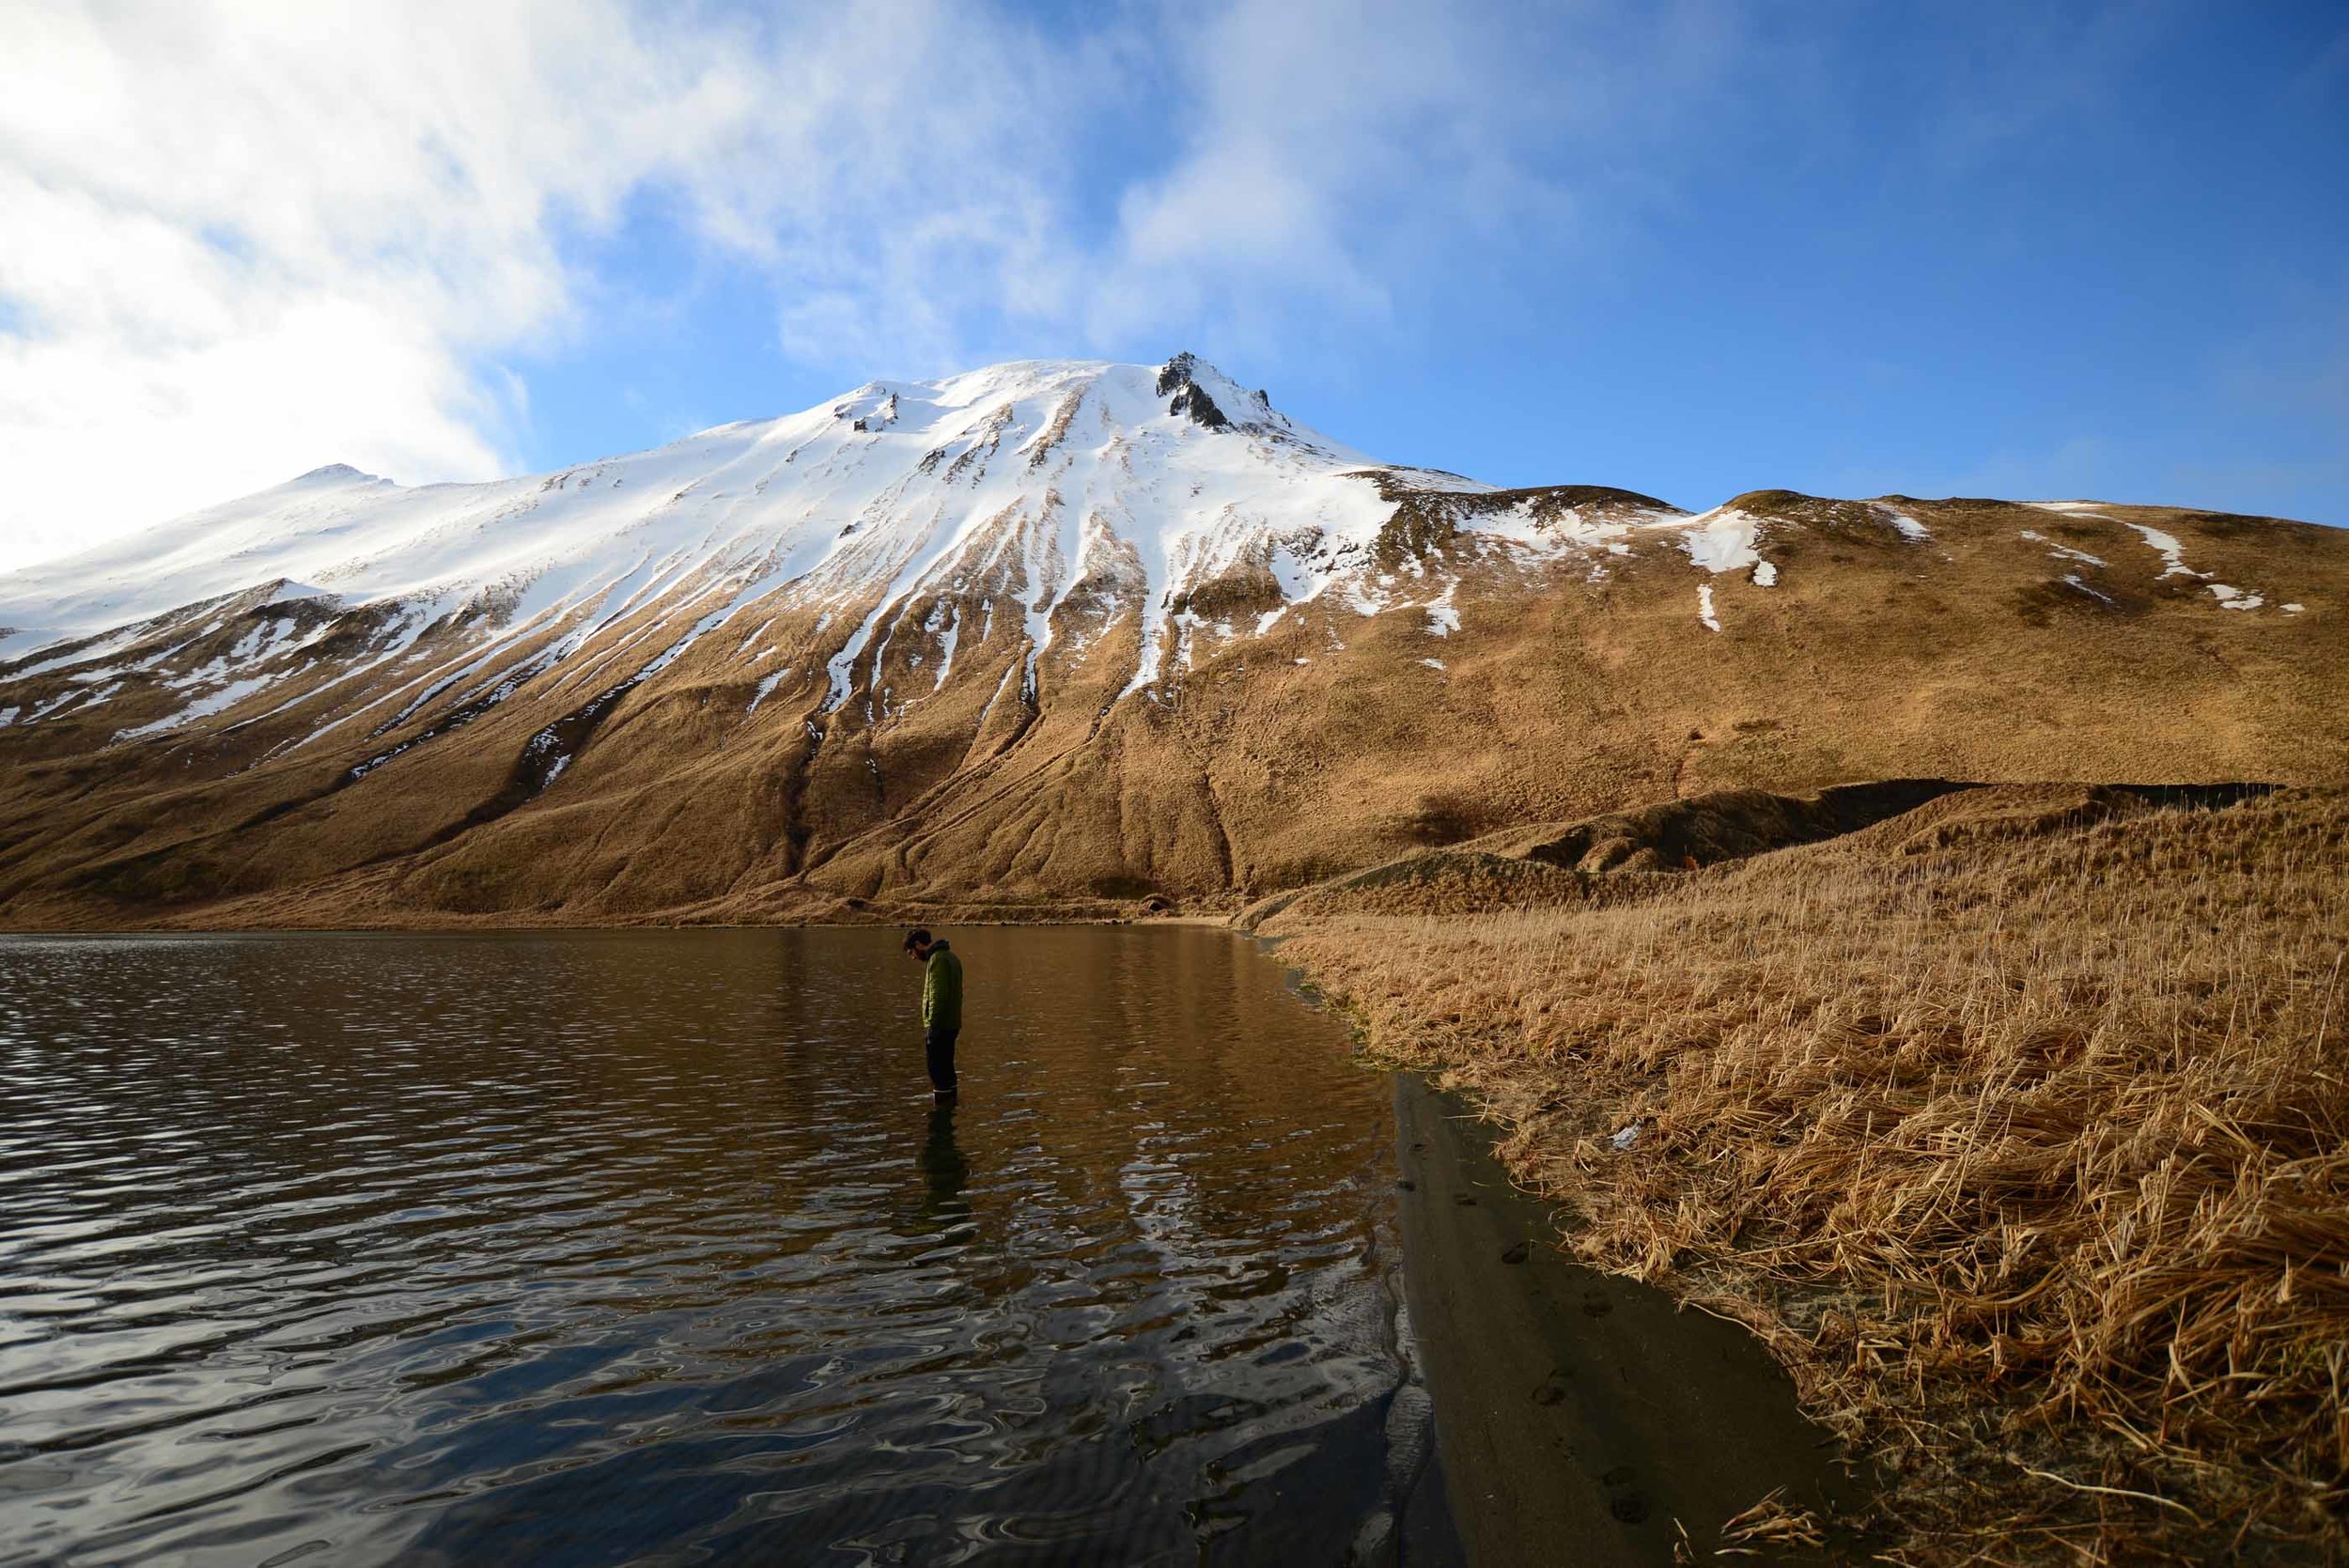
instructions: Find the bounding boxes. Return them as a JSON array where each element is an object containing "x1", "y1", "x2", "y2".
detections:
[{"x1": 1272, "y1": 785, "x2": 2349, "y2": 1562}]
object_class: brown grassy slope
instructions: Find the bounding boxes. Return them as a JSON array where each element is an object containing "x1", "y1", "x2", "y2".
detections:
[
  {"x1": 1267, "y1": 785, "x2": 2349, "y2": 1561},
  {"x1": 1234, "y1": 778, "x2": 2005, "y2": 927},
  {"x1": 0, "y1": 492, "x2": 2342, "y2": 928},
  {"x1": 551, "y1": 495, "x2": 2349, "y2": 924}
]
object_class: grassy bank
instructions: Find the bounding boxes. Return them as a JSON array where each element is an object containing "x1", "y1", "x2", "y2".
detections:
[{"x1": 1268, "y1": 785, "x2": 2348, "y2": 1562}]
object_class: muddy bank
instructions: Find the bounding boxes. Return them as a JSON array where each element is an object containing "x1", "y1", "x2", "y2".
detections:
[
  {"x1": 1394, "y1": 1075, "x2": 1872, "y2": 1564},
  {"x1": 1276, "y1": 785, "x2": 2349, "y2": 1560}
]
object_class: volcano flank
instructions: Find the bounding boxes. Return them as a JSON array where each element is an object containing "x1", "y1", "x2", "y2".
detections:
[{"x1": 0, "y1": 354, "x2": 2341, "y2": 929}]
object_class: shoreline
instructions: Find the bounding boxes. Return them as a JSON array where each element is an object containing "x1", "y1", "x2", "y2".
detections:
[
  {"x1": 1391, "y1": 1071, "x2": 1871, "y2": 1564},
  {"x1": 0, "y1": 909, "x2": 1236, "y2": 937},
  {"x1": 1267, "y1": 786, "x2": 2349, "y2": 1561}
]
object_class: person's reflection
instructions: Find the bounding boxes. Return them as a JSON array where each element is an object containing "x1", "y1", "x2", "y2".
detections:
[{"x1": 915, "y1": 1103, "x2": 971, "y2": 1230}]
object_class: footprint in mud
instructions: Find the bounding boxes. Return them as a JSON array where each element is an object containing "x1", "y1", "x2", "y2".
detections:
[
  {"x1": 1580, "y1": 1289, "x2": 1613, "y2": 1317},
  {"x1": 1409, "y1": 1141, "x2": 1425, "y2": 1154},
  {"x1": 1396, "y1": 1179, "x2": 1416, "y2": 1191},
  {"x1": 1453, "y1": 1193, "x2": 1478, "y2": 1207},
  {"x1": 1532, "y1": 1370, "x2": 1572, "y2": 1405},
  {"x1": 1500, "y1": 1241, "x2": 1530, "y2": 1265},
  {"x1": 1598, "y1": 1465, "x2": 1649, "y2": 1524}
]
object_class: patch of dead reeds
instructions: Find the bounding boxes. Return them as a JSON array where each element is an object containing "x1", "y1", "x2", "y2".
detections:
[{"x1": 1274, "y1": 786, "x2": 2349, "y2": 1561}]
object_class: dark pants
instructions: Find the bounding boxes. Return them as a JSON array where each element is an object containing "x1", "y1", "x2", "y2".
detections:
[{"x1": 924, "y1": 1026, "x2": 959, "y2": 1094}]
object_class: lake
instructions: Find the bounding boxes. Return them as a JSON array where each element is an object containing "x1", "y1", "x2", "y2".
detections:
[{"x1": 0, "y1": 927, "x2": 1453, "y2": 1567}]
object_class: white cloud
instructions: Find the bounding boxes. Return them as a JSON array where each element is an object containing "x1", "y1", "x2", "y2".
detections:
[
  {"x1": 0, "y1": 0, "x2": 670, "y2": 569},
  {"x1": 0, "y1": 0, "x2": 1608, "y2": 573},
  {"x1": 1094, "y1": 0, "x2": 1535, "y2": 349}
]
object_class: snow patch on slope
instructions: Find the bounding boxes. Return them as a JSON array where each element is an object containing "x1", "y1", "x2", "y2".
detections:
[
  {"x1": 2123, "y1": 523, "x2": 2203, "y2": 581},
  {"x1": 1670, "y1": 508, "x2": 1766, "y2": 574},
  {"x1": 116, "y1": 676, "x2": 275, "y2": 740},
  {"x1": 1424, "y1": 582, "x2": 1459, "y2": 637},
  {"x1": 747, "y1": 669, "x2": 789, "y2": 714},
  {"x1": 2020, "y1": 530, "x2": 2107, "y2": 567},
  {"x1": 2028, "y1": 504, "x2": 2280, "y2": 613}
]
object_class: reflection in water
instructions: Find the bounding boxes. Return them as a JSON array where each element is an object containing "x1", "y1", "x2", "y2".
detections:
[
  {"x1": 918, "y1": 1105, "x2": 972, "y2": 1231},
  {"x1": 0, "y1": 927, "x2": 1439, "y2": 1566}
]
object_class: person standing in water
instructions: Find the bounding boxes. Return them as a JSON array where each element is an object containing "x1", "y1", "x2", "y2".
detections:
[{"x1": 902, "y1": 929, "x2": 962, "y2": 1100}]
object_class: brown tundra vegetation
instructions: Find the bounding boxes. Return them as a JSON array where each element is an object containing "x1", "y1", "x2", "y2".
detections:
[{"x1": 1267, "y1": 783, "x2": 2349, "y2": 1562}]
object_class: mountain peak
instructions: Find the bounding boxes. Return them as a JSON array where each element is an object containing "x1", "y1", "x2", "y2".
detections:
[
  {"x1": 1155, "y1": 351, "x2": 1205, "y2": 396},
  {"x1": 292, "y1": 463, "x2": 381, "y2": 486},
  {"x1": 1155, "y1": 350, "x2": 1274, "y2": 431}
]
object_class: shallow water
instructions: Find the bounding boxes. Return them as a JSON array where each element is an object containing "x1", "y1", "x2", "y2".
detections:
[{"x1": 0, "y1": 927, "x2": 1442, "y2": 1567}]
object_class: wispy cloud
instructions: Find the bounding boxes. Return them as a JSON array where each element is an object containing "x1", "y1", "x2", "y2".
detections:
[
  {"x1": 25, "y1": 2, "x2": 2308, "y2": 572},
  {"x1": 1, "y1": 0, "x2": 690, "y2": 566},
  {"x1": 0, "y1": 0, "x2": 1642, "y2": 569}
]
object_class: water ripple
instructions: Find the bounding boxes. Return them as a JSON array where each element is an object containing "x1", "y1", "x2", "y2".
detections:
[{"x1": 0, "y1": 928, "x2": 1423, "y2": 1566}]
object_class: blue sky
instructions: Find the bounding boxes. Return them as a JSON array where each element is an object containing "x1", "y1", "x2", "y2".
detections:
[{"x1": 2, "y1": 2, "x2": 2344, "y2": 569}]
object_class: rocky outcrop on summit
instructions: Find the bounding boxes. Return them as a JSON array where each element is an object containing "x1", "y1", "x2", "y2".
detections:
[
  {"x1": 1155, "y1": 349, "x2": 1250, "y2": 429},
  {"x1": 0, "y1": 354, "x2": 2341, "y2": 928}
]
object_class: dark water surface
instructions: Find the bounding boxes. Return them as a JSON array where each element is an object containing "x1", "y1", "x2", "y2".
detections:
[{"x1": 0, "y1": 928, "x2": 1445, "y2": 1567}]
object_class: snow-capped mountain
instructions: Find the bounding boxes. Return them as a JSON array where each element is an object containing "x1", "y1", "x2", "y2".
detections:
[
  {"x1": 0, "y1": 353, "x2": 1684, "y2": 740},
  {"x1": 0, "y1": 353, "x2": 2338, "y2": 928}
]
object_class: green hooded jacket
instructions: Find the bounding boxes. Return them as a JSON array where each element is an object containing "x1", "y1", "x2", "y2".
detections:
[{"x1": 922, "y1": 941, "x2": 963, "y2": 1031}]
